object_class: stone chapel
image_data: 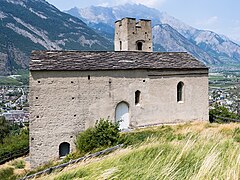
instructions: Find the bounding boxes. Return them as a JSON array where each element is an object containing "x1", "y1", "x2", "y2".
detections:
[{"x1": 29, "y1": 17, "x2": 209, "y2": 167}]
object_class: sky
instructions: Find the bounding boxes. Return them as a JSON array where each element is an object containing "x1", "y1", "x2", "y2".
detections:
[{"x1": 46, "y1": 0, "x2": 240, "y2": 43}]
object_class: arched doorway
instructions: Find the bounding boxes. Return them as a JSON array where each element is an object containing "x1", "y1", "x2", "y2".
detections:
[
  {"x1": 59, "y1": 142, "x2": 70, "y2": 157},
  {"x1": 115, "y1": 102, "x2": 129, "y2": 130}
]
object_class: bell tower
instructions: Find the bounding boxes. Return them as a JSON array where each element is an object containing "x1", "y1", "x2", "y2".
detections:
[{"x1": 114, "y1": 18, "x2": 153, "y2": 52}]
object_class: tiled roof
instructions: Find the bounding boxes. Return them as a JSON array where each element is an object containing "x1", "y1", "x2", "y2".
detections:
[{"x1": 30, "y1": 51, "x2": 208, "y2": 71}]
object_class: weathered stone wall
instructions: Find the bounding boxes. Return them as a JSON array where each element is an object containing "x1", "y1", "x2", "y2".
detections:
[
  {"x1": 29, "y1": 69, "x2": 208, "y2": 167},
  {"x1": 114, "y1": 18, "x2": 152, "y2": 52}
]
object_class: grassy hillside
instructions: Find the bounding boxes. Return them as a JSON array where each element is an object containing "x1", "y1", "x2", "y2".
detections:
[
  {"x1": 37, "y1": 122, "x2": 240, "y2": 180},
  {"x1": 0, "y1": 71, "x2": 29, "y2": 86}
]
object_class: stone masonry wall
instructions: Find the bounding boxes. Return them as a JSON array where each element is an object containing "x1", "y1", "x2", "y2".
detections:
[{"x1": 29, "y1": 69, "x2": 208, "y2": 168}]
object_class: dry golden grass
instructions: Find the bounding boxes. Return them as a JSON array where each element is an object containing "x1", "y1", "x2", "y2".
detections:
[
  {"x1": 3, "y1": 121, "x2": 240, "y2": 180},
  {"x1": 36, "y1": 121, "x2": 240, "y2": 180}
]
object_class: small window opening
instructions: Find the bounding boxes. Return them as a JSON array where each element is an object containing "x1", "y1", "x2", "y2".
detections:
[
  {"x1": 72, "y1": 97, "x2": 75, "y2": 100},
  {"x1": 59, "y1": 142, "x2": 70, "y2": 157},
  {"x1": 36, "y1": 116, "x2": 39, "y2": 118},
  {"x1": 71, "y1": 81, "x2": 74, "y2": 84},
  {"x1": 74, "y1": 114, "x2": 76, "y2": 117},
  {"x1": 137, "y1": 42, "x2": 143, "y2": 51},
  {"x1": 120, "y1": 41, "x2": 122, "y2": 51},
  {"x1": 31, "y1": 137, "x2": 34, "y2": 141},
  {"x1": 177, "y1": 82, "x2": 184, "y2": 102},
  {"x1": 38, "y1": 81, "x2": 41, "y2": 83},
  {"x1": 143, "y1": 80, "x2": 146, "y2": 82},
  {"x1": 36, "y1": 97, "x2": 38, "y2": 99},
  {"x1": 135, "y1": 90, "x2": 141, "y2": 105},
  {"x1": 145, "y1": 32, "x2": 147, "y2": 34},
  {"x1": 88, "y1": 75, "x2": 90, "y2": 80}
]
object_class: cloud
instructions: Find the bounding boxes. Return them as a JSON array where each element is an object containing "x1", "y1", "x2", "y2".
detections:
[
  {"x1": 196, "y1": 16, "x2": 219, "y2": 27},
  {"x1": 229, "y1": 24, "x2": 240, "y2": 42},
  {"x1": 196, "y1": 17, "x2": 240, "y2": 43},
  {"x1": 129, "y1": 0, "x2": 166, "y2": 7},
  {"x1": 97, "y1": 2, "x2": 110, "y2": 7},
  {"x1": 108, "y1": 0, "x2": 166, "y2": 8},
  {"x1": 205, "y1": 16, "x2": 218, "y2": 25}
]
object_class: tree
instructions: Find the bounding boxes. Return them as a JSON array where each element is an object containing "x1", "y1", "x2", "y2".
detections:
[{"x1": 0, "y1": 116, "x2": 10, "y2": 144}]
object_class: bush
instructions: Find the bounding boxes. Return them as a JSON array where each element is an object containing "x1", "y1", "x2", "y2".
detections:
[
  {"x1": 209, "y1": 105, "x2": 240, "y2": 123},
  {"x1": 76, "y1": 119, "x2": 120, "y2": 153},
  {"x1": 0, "y1": 127, "x2": 29, "y2": 159}
]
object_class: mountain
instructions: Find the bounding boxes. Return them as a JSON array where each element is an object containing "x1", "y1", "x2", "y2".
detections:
[
  {"x1": 0, "y1": 0, "x2": 112, "y2": 75},
  {"x1": 66, "y1": 3, "x2": 240, "y2": 66},
  {"x1": 153, "y1": 24, "x2": 219, "y2": 64},
  {"x1": 159, "y1": 13, "x2": 240, "y2": 65}
]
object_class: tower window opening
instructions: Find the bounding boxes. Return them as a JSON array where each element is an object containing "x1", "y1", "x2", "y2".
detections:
[
  {"x1": 137, "y1": 42, "x2": 143, "y2": 51},
  {"x1": 120, "y1": 41, "x2": 122, "y2": 51}
]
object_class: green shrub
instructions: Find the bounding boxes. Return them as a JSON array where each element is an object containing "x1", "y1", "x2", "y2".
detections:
[
  {"x1": 0, "y1": 167, "x2": 16, "y2": 180},
  {"x1": 0, "y1": 127, "x2": 29, "y2": 159},
  {"x1": 209, "y1": 105, "x2": 240, "y2": 123},
  {"x1": 11, "y1": 159, "x2": 26, "y2": 169},
  {"x1": 76, "y1": 119, "x2": 119, "y2": 153}
]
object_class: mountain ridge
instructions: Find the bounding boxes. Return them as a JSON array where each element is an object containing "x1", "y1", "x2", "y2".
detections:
[
  {"x1": 65, "y1": 3, "x2": 240, "y2": 66},
  {"x1": 0, "y1": 0, "x2": 112, "y2": 75}
]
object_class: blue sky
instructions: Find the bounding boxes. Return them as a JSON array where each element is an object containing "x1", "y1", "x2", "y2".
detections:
[{"x1": 46, "y1": 0, "x2": 240, "y2": 43}]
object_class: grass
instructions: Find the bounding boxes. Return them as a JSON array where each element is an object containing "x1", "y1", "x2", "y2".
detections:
[
  {"x1": 0, "y1": 71, "x2": 29, "y2": 86},
  {"x1": 2, "y1": 121, "x2": 240, "y2": 179},
  {"x1": 0, "y1": 167, "x2": 16, "y2": 180},
  {"x1": 0, "y1": 157, "x2": 29, "y2": 180},
  {"x1": 10, "y1": 159, "x2": 25, "y2": 169},
  {"x1": 35, "y1": 121, "x2": 240, "y2": 180}
]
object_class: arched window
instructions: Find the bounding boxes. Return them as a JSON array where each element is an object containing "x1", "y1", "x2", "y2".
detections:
[
  {"x1": 120, "y1": 41, "x2": 122, "y2": 51},
  {"x1": 177, "y1": 82, "x2": 184, "y2": 102},
  {"x1": 59, "y1": 142, "x2": 70, "y2": 157},
  {"x1": 135, "y1": 90, "x2": 141, "y2": 105},
  {"x1": 137, "y1": 41, "x2": 143, "y2": 50}
]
